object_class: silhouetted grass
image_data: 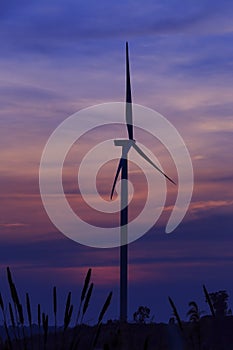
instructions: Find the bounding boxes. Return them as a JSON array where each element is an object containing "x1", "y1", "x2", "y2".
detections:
[
  {"x1": 92, "y1": 291, "x2": 113, "y2": 349},
  {"x1": 2, "y1": 267, "x2": 230, "y2": 349},
  {"x1": 0, "y1": 267, "x2": 112, "y2": 350},
  {"x1": 168, "y1": 296, "x2": 183, "y2": 332},
  {"x1": 203, "y1": 284, "x2": 215, "y2": 317}
]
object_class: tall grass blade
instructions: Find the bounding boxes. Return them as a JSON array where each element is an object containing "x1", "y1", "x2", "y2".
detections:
[
  {"x1": 203, "y1": 284, "x2": 215, "y2": 317},
  {"x1": 38, "y1": 303, "x2": 41, "y2": 328},
  {"x1": 53, "y1": 286, "x2": 57, "y2": 349},
  {"x1": 64, "y1": 292, "x2": 72, "y2": 324},
  {"x1": 26, "y1": 293, "x2": 32, "y2": 327},
  {"x1": 7, "y1": 266, "x2": 21, "y2": 332},
  {"x1": 7, "y1": 267, "x2": 20, "y2": 306},
  {"x1": 92, "y1": 292, "x2": 113, "y2": 350},
  {"x1": 17, "y1": 302, "x2": 27, "y2": 350},
  {"x1": 168, "y1": 296, "x2": 183, "y2": 331},
  {"x1": 42, "y1": 312, "x2": 48, "y2": 349},
  {"x1": 9, "y1": 302, "x2": 15, "y2": 328},
  {"x1": 92, "y1": 324, "x2": 102, "y2": 349},
  {"x1": 9, "y1": 302, "x2": 20, "y2": 347},
  {"x1": 71, "y1": 269, "x2": 92, "y2": 349},
  {"x1": 63, "y1": 293, "x2": 73, "y2": 349},
  {"x1": 53, "y1": 286, "x2": 57, "y2": 330},
  {"x1": 76, "y1": 268, "x2": 92, "y2": 326},
  {"x1": 64, "y1": 304, "x2": 73, "y2": 331},
  {"x1": 81, "y1": 269, "x2": 91, "y2": 302},
  {"x1": 98, "y1": 291, "x2": 112, "y2": 325},
  {"x1": 81, "y1": 283, "x2": 93, "y2": 323},
  {"x1": 3, "y1": 320, "x2": 13, "y2": 350},
  {"x1": 53, "y1": 286, "x2": 57, "y2": 315},
  {"x1": 26, "y1": 293, "x2": 33, "y2": 349},
  {"x1": 7, "y1": 266, "x2": 13, "y2": 286},
  {"x1": 18, "y1": 303, "x2": 24, "y2": 325},
  {"x1": 0, "y1": 292, "x2": 12, "y2": 350},
  {"x1": 0, "y1": 292, "x2": 4, "y2": 312},
  {"x1": 38, "y1": 304, "x2": 41, "y2": 350}
]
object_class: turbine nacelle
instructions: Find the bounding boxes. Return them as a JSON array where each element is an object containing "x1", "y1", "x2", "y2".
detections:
[
  {"x1": 114, "y1": 139, "x2": 135, "y2": 156},
  {"x1": 110, "y1": 138, "x2": 175, "y2": 200}
]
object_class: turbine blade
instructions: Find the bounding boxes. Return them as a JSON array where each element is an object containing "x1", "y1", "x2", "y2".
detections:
[
  {"x1": 132, "y1": 143, "x2": 176, "y2": 185},
  {"x1": 110, "y1": 158, "x2": 124, "y2": 199},
  {"x1": 126, "y1": 42, "x2": 133, "y2": 140}
]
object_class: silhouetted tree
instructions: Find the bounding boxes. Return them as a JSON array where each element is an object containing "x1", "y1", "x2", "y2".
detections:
[
  {"x1": 133, "y1": 306, "x2": 150, "y2": 324},
  {"x1": 209, "y1": 290, "x2": 229, "y2": 318}
]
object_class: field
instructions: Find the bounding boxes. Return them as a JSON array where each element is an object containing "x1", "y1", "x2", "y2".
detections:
[{"x1": 1, "y1": 267, "x2": 233, "y2": 350}]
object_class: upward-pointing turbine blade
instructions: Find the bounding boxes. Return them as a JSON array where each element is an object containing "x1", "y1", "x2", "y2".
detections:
[
  {"x1": 110, "y1": 158, "x2": 124, "y2": 199},
  {"x1": 126, "y1": 42, "x2": 133, "y2": 140},
  {"x1": 132, "y1": 143, "x2": 176, "y2": 185}
]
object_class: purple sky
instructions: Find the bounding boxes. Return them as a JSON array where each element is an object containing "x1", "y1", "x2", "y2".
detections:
[{"x1": 1, "y1": 0, "x2": 233, "y2": 323}]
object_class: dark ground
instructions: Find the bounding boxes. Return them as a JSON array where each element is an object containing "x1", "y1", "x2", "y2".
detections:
[{"x1": 2, "y1": 316, "x2": 233, "y2": 350}]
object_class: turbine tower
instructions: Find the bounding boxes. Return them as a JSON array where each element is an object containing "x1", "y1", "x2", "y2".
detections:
[{"x1": 110, "y1": 42, "x2": 175, "y2": 322}]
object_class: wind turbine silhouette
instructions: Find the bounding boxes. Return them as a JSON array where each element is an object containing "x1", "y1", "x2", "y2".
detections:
[{"x1": 110, "y1": 42, "x2": 175, "y2": 322}]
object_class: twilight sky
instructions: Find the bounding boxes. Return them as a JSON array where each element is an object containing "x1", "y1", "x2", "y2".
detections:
[{"x1": 1, "y1": 0, "x2": 233, "y2": 323}]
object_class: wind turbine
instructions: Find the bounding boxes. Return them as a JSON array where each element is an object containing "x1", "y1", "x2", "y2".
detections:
[{"x1": 110, "y1": 42, "x2": 175, "y2": 322}]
